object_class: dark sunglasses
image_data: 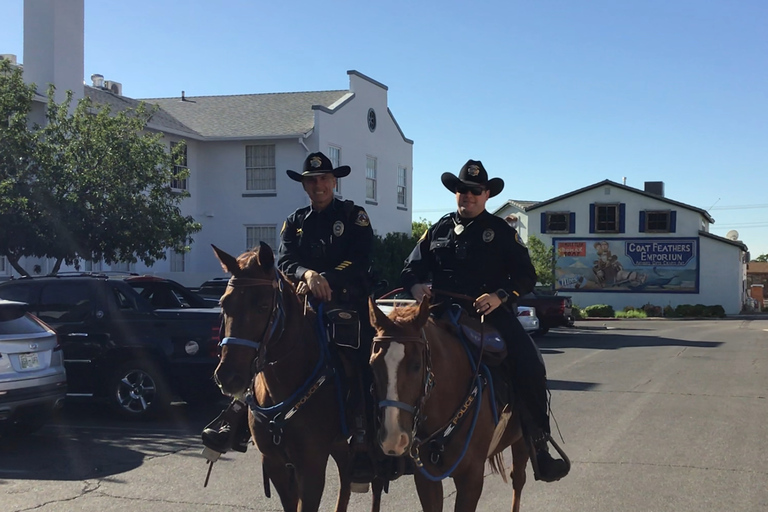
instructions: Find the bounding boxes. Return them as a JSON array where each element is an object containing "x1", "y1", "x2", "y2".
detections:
[{"x1": 456, "y1": 185, "x2": 485, "y2": 196}]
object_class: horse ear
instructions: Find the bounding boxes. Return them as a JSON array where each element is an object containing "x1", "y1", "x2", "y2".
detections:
[
  {"x1": 258, "y1": 242, "x2": 275, "y2": 271},
  {"x1": 368, "y1": 296, "x2": 395, "y2": 331},
  {"x1": 212, "y1": 244, "x2": 239, "y2": 274},
  {"x1": 416, "y1": 296, "x2": 431, "y2": 327}
]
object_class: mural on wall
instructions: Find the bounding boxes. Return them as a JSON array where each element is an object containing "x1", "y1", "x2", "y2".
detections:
[{"x1": 553, "y1": 238, "x2": 699, "y2": 293}]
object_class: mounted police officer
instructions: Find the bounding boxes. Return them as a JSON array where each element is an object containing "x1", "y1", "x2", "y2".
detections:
[
  {"x1": 401, "y1": 159, "x2": 570, "y2": 483},
  {"x1": 201, "y1": 152, "x2": 376, "y2": 483}
]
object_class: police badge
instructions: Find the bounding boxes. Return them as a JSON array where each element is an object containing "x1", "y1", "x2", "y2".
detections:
[
  {"x1": 482, "y1": 228, "x2": 495, "y2": 242},
  {"x1": 333, "y1": 220, "x2": 344, "y2": 237}
]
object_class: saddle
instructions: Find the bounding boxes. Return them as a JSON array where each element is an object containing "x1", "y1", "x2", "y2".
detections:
[{"x1": 443, "y1": 304, "x2": 508, "y2": 366}]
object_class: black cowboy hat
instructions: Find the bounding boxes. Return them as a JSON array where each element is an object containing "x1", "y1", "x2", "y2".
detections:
[
  {"x1": 441, "y1": 159, "x2": 504, "y2": 198},
  {"x1": 286, "y1": 152, "x2": 351, "y2": 182}
]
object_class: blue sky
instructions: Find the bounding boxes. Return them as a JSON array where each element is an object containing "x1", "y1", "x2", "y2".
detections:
[{"x1": 2, "y1": 0, "x2": 767, "y2": 257}]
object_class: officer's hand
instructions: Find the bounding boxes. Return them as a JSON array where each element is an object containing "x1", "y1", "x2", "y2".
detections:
[
  {"x1": 303, "y1": 270, "x2": 332, "y2": 302},
  {"x1": 410, "y1": 283, "x2": 432, "y2": 303},
  {"x1": 295, "y1": 281, "x2": 309, "y2": 296},
  {"x1": 474, "y1": 293, "x2": 502, "y2": 316}
]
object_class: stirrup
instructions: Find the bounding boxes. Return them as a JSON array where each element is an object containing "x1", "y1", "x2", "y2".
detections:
[{"x1": 527, "y1": 433, "x2": 571, "y2": 482}]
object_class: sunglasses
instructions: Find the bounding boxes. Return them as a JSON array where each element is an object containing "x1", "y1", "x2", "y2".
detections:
[{"x1": 456, "y1": 185, "x2": 485, "y2": 196}]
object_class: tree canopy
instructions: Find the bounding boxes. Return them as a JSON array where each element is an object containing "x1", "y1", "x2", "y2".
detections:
[
  {"x1": 527, "y1": 234, "x2": 557, "y2": 288},
  {"x1": 0, "y1": 58, "x2": 201, "y2": 276},
  {"x1": 754, "y1": 254, "x2": 768, "y2": 263}
]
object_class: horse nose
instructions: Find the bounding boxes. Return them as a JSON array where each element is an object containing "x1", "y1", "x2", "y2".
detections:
[
  {"x1": 214, "y1": 367, "x2": 247, "y2": 395},
  {"x1": 379, "y1": 429, "x2": 411, "y2": 456}
]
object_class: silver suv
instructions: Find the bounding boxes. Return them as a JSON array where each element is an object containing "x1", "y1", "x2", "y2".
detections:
[{"x1": 0, "y1": 299, "x2": 67, "y2": 435}]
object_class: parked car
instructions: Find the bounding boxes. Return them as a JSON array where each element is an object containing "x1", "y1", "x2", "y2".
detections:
[
  {"x1": 518, "y1": 292, "x2": 574, "y2": 335},
  {"x1": 375, "y1": 288, "x2": 540, "y2": 333},
  {"x1": 0, "y1": 299, "x2": 67, "y2": 435},
  {"x1": 0, "y1": 275, "x2": 222, "y2": 419},
  {"x1": 125, "y1": 275, "x2": 216, "y2": 309},
  {"x1": 193, "y1": 277, "x2": 229, "y2": 304}
]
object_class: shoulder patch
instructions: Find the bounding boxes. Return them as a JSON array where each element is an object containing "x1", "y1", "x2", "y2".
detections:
[
  {"x1": 515, "y1": 232, "x2": 526, "y2": 247},
  {"x1": 280, "y1": 220, "x2": 287, "y2": 235},
  {"x1": 355, "y1": 209, "x2": 370, "y2": 227}
]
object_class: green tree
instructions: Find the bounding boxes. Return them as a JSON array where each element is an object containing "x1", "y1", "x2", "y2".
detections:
[
  {"x1": 755, "y1": 254, "x2": 768, "y2": 262},
  {"x1": 412, "y1": 217, "x2": 432, "y2": 239},
  {"x1": 0, "y1": 58, "x2": 201, "y2": 276},
  {"x1": 527, "y1": 234, "x2": 556, "y2": 287},
  {"x1": 370, "y1": 219, "x2": 432, "y2": 295}
]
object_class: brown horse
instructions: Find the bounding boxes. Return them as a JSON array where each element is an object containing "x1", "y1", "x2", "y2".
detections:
[
  {"x1": 211, "y1": 243, "x2": 384, "y2": 512},
  {"x1": 369, "y1": 297, "x2": 530, "y2": 512}
]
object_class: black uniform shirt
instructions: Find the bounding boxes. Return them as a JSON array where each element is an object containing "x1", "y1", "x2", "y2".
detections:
[
  {"x1": 401, "y1": 210, "x2": 537, "y2": 300},
  {"x1": 278, "y1": 198, "x2": 374, "y2": 303}
]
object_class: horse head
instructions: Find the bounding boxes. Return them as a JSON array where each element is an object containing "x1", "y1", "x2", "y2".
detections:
[
  {"x1": 212, "y1": 242, "x2": 287, "y2": 398},
  {"x1": 368, "y1": 296, "x2": 432, "y2": 456}
]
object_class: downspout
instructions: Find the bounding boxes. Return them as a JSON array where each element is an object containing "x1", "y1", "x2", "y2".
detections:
[{"x1": 298, "y1": 135, "x2": 310, "y2": 153}]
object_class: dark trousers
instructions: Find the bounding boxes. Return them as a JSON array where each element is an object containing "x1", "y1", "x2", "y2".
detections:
[{"x1": 488, "y1": 305, "x2": 551, "y2": 436}]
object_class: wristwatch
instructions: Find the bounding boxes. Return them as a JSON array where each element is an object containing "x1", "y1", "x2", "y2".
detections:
[{"x1": 495, "y1": 289, "x2": 510, "y2": 303}]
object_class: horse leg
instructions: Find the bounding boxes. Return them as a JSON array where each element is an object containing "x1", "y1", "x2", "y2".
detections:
[
  {"x1": 330, "y1": 446, "x2": 351, "y2": 512},
  {"x1": 452, "y1": 465, "x2": 485, "y2": 512},
  {"x1": 293, "y1": 454, "x2": 330, "y2": 512},
  {"x1": 263, "y1": 454, "x2": 299, "y2": 512},
  {"x1": 509, "y1": 438, "x2": 529, "y2": 512},
  {"x1": 371, "y1": 477, "x2": 385, "y2": 512},
  {"x1": 414, "y1": 473, "x2": 444, "y2": 512}
]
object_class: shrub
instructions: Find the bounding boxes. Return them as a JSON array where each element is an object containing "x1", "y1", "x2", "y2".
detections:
[
  {"x1": 616, "y1": 310, "x2": 648, "y2": 318},
  {"x1": 663, "y1": 305, "x2": 675, "y2": 317},
  {"x1": 571, "y1": 305, "x2": 583, "y2": 320},
  {"x1": 673, "y1": 304, "x2": 726, "y2": 318},
  {"x1": 623, "y1": 306, "x2": 636, "y2": 312},
  {"x1": 640, "y1": 303, "x2": 663, "y2": 317},
  {"x1": 584, "y1": 304, "x2": 615, "y2": 318}
]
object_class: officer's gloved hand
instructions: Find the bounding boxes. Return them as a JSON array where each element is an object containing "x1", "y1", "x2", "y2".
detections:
[
  {"x1": 410, "y1": 283, "x2": 432, "y2": 303},
  {"x1": 303, "y1": 270, "x2": 333, "y2": 302}
]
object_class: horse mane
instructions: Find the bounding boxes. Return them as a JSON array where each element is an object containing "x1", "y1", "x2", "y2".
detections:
[{"x1": 236, "y1": 248, "x2": 262, "y2": 273}]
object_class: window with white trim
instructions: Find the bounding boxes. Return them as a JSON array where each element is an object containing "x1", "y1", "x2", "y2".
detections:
[
  {"x1": 246, "y1": 145, "x2": 276, "y2": 191},
  {"x1": 397, "y1": 166, "x2": 407, "y2": 206},
  {"x1": 328, "y1": 145, "x2": 342, "y2": 194},
  {"x1": 246, "y1": 225, "x2": 277, "y2": 251},
  {"x1": 594, "y1": 204, "x2": 619, "y2": 233},
  {"x1": 170, "y1": 141, "x2": 188, "y2": 190},
  {"x1": 545, "y1": 212, "x2": 570, "y2": 233},
  {"x1": 170, "y1": 250, "x2": 185, "y2": 272},
  {"x1": 366, "y1": 156, "x2": 377, "y2": 200}
]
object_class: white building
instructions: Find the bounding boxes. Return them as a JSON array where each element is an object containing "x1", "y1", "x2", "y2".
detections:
[
  {"x1": 494, "y1": 180, "x2": 750, "y2": 315},
  {"x1": 2, "y1": 1, "x2": 413, "y2": 286}
]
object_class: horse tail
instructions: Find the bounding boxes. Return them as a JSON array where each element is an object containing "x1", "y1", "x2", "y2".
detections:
[{"x1": 488, "y1": 452, "x2": 508, "y2": 483}]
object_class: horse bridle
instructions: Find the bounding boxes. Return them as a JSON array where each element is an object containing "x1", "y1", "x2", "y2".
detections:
[
  {"x1": 218, "y1": 270, "x2": 287, "y2": 375},
  {"x1": 372, "y1": 329, "x2": 434, "y2": 442}
]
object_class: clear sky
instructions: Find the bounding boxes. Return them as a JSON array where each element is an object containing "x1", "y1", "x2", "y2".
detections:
[{"x1": 2, "y1": 0, "x2": 767, "y2": 257}]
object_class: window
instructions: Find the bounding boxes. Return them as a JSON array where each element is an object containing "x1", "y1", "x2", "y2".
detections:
[
  {"x1": 246, "y1": 145, "x2": 276, "y2": 191},
  {"x1": 0, "y1": 256, "x2": 6, "y2": 275},
  {"x1": 111, "y1": 261, "x2": 134, "y2": 272},
  {"x1": 246, "y1": 225, "x2": 277, "y2": 251},
  {"x1": 328, "y1": 146, "x2": 342, "y2": 194},
  {"x1": 640, "y1": 210, "x2": 675, "y2": 233},
  {"x1": 366, "y1": 156, "x2": 377, "y2": 200},
  {"x1": 170, "y1": 250, "x2": 185, "y2": 272},
  {"x1": 38, "y1": 283, "x2": 93, "y2": 323},
  {"x1": 170, "y1": 141, "x2": 188, "y2": 190},
  {"x1": 397, "y1": 166, "x2": 407, "y2": 206},
  {"x1": 593, "y1": 204, "x2": 620, "y2": 233},
  {"x1": 545, "y1": 212, "x2": 571, "y2": 233}
]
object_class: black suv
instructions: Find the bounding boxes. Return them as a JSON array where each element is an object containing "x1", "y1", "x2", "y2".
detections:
[{"x1": 0, "y1": 275, "x2": 222, "y2": 419}]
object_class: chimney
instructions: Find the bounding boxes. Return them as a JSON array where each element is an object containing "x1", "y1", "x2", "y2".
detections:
[{"x1": 644, "y1": 181, "x2": 664, "y2": 197}]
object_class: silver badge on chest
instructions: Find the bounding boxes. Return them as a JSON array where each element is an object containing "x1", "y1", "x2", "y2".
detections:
[
  {"x1": 333, "y1": 220, "x2": 344, "y2": 237},
  {"x1": 482, "y1": 228, "x2": 495, "y2": 242},
  {"x1": 454, "y1": 224, "x2": 465, "y2": 235}
]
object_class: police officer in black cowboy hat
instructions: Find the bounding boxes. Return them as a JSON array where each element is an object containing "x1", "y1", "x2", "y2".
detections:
[
  {"x1": 201, "y1": 152, "x2": 377, "y2": 483},
  {"x1": 401, "y1": 159, "x2": 570, "y2": 483}
]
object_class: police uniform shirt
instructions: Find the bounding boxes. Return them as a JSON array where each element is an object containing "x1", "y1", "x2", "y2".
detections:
[
  {"x1": 402, "y1": 210, "x2": 537, "y2": 300},
  {"x1": 278, "y1": 198, "x2": 374, "y2": 302}
]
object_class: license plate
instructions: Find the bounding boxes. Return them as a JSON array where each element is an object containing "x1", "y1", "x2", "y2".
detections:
[{"x1": 20, "y1": 352, "x2": 40, "y2": 370}]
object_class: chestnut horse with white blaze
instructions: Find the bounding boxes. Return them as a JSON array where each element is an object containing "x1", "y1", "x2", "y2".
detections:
[
  {"x1": 369, "y1": 297, "x2": 530, "y2": 512},
  {"x1": 211, "y1": 243, "x2": 384, "y2": 512}
]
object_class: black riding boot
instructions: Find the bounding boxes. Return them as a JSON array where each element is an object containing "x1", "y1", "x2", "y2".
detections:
[
  {"x1": 529, "y1": 430, "x2": 570, "y2": 482},
  {"x1": 201, "y1": 399, "x2": 251, "y2": 453}
]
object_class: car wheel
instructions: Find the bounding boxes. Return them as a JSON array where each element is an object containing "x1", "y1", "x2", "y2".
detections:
[{"x1": 109, "y1": 361, "x2": 170, "y2": 419}]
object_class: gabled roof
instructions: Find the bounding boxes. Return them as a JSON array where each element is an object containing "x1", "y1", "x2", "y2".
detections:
[
  {"x1": 699, "y1": 230, "x2": 748, "y2": 251},
  {"x1": 747, "y1": 261, "x2": 768, "y2": 273},
  {"x1": 524, "y1": 179, "x2": 715, "y2": 223},
  {"x1": 140, "y1": 90, "x2": 350, "y2": 139},
  {"x1": 491, "y1": 200, "x2": 539, "y2": 216},
  {"x1": 85, "y1": 86, "x2": 201, "y2": 138}
]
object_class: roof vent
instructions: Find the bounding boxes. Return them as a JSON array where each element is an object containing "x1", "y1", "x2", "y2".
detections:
[
  {"x1": 644, "y1": 181, "x2": 664, "y2": 197},
  {"x1": 0, "y1": 54, "x2": 18, "y2": 65},
  {"x1": 91, "y1": 74, "x2": 104, "y2": 88},
  {"x1": 104, "y1": 80, "x2": 122, "y2": 96}
]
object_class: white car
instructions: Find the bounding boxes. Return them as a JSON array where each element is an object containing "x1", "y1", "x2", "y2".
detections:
[
  {"x1": 0, "y1": 299, "x2": 67, "y2": 436},
  {"x1": 375, "y1": 288, "x2": 540, "y2": 333}
]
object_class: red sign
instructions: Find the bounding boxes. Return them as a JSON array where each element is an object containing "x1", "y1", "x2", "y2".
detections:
[{"x1": 557, "y1": 242, "x2": 586, "y2": 257}]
